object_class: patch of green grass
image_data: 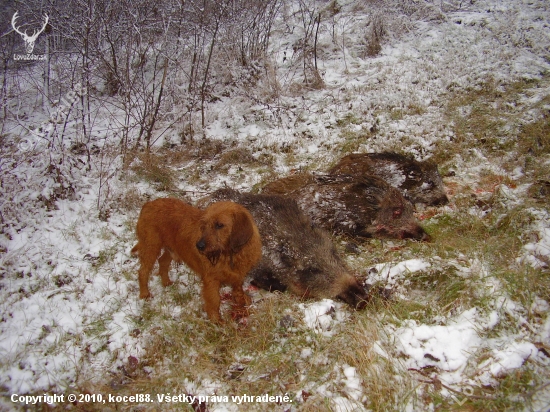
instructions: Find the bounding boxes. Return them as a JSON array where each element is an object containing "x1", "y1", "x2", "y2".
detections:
[
  {"x1": 132, "y1": 155, "x2": 176, "y2": 192},
  {"x1": 518, "y1": 110, "x2": 550, "y2": 158},
  {"x1": 499, "y1": 264, "x2": 550, "y2": 312},
  {"x1": 384, "y1": 298, "x2": 437, "y2": 324},
  {"x1": 250, "y1": 170, "x2": 279, "y2": 192},
  {"x1": 435, "y1": 76, "x2": 546, "y2": 164},
  {"x1": 336, "y1": 113, "x2": 363, "y2": 127},
  {"x1": 419, "y1": 355, "x2": 543, "y2": 411},
  {"x1": 389, "y1": 104, "x2": 425, "y2": 121},
  {"x1": 470, "y1": 368, "x2": 538, "y2": 411},
  {"x1": 337, "y1": 132, "x2": 364, "y2": 154},
  {"x1": 213, "y1": 148, "x2": 258, "y2": 173},
  {"x1": 335, "y1": 128, "x2": 372, "y2": 156},
  {"x1": 424, "y1": 212, "x2": 488, "y2": 252}
]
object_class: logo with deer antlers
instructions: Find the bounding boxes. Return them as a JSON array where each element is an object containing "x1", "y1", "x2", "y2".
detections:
[{"x1": 11, "y1": 11, "x2": 49, "y2": 54}]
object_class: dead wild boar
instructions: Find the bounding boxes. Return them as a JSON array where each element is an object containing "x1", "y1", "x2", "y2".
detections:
[
  {"x1": 209, "y1": 189, "x2": 370, "y2": 309},
  {"x1": 329, "y1": 152, "x2": 449, "y2": 206},
  {"x1": 263, "y1": 173, "x2": 430, "y2": 241}
]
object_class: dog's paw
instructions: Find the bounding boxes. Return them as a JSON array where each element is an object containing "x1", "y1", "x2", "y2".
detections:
[
  {"x1": 139, "y1": 291, "x2": 153, "y2": 299},
  {"x1": 208, "y1": 313, "x2": 224, "y2": 324}
]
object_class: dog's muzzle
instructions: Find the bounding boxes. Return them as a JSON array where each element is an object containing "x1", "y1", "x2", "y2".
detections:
[{"x1": 196, "y1": 238, "x2": 220, "y2": 265}]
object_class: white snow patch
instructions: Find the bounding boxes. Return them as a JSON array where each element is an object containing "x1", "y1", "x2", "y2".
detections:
[
  {"x1": 307, "y1": 144, "x2": 319, "y2": 153},
  {"x1": 301, "y1": 347, "x2": 313, "y2": 359},
  {"x1": 367, "y1": 259, "x2": 431, "y2": 286},
  {"x1": 519, "y1": 209, "x2": 550, "y2": 269},
  {"x1": 395, "y1": 308, "x2": 481, "y2": 384},
  {"x1": 299, "y1": 299, "x2": 348, "y2": 336},
  {"x1": 487, "y1": 341, "x2": 538, "y2": 377},
  {"x1": 331, "y1": 396, "x2": 367, "y2": 412},
  {"x1": 342, "y1": 365, "x2": 363, "y2": 401}
]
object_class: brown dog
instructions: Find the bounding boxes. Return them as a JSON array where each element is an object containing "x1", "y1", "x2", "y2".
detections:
[{"x1": 131, "y1": 198, "x2": 262, "y2": 322}]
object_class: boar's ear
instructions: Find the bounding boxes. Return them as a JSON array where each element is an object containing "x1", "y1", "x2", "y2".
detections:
[{"x1": 229, "y1": 209, "x2": 254, "y2": 254}]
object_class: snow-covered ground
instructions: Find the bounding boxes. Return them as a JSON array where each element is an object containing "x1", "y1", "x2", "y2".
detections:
[{"x1": 1, "y1": 0, "x2": 549, "y2": 410}]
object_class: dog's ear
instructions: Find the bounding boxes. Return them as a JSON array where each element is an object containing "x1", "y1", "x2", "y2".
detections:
[{"x1": 229, "y1": 209, "x2": 254, "y2": 254}]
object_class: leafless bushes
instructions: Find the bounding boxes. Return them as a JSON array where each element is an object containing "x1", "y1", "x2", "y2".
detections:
[
  {"x1": 1, "y1": 0, "x2": 281, "y2": 153},
  {"x1": 362, "y1": 13, "x2": 386, "y2": 58},
  {"x1": 0, "y1": 0, "x2": 281, "y2": 221}
]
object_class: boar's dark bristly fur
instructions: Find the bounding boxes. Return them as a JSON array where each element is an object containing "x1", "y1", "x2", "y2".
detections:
[
  {"x1": 329, "y1": 152, "x2": 449, "y2": 206},
  {"x1": 263, "y1": 173, "x2": 430, "y2": 241},
  {"x1": 209, "y1": 189, "x2": 370, "y2": 309}
]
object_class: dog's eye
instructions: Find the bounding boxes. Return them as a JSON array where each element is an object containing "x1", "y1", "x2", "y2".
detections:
[{"x1": 215, "y1": 222, "x2": 225, "y2": 229}]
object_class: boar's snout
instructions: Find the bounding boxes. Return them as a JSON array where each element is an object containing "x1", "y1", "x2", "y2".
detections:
[
  {"x1": 400, "y1": 227, "x2": 432, "y2": 242},
  {"x1": 336, "y1": 280, "x2": 371, "y2": 310}
]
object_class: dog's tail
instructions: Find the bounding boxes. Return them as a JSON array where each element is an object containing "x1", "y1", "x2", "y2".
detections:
[{"x1": 130, "y1": 244, "x2": 139, "y2": 256}]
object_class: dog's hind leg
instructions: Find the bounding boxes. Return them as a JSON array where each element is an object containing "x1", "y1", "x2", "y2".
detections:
[
  {"x1": 157, "y1": 250, "x2": 174, "y2": 287},
  {"x1": 137, "y1": 241, "x2": 161, "y2": 299}
]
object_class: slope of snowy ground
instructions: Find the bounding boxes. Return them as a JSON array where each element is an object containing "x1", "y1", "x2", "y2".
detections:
[{"x1": 1, "y1": 0, "x2": 549, "y2": 410}]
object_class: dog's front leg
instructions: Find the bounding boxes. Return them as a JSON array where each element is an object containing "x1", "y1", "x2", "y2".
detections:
[
  {"x1": 230, "y1": 278, "x2": 252, "y2": 308},
  {"x1": 201, "y1": 277, "x2": 222, "y2": 323}
]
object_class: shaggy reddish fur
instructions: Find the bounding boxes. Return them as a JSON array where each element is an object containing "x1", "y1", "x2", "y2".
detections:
[{"x1": 131, "y1": 198, "x2": 262, "y2": 323}]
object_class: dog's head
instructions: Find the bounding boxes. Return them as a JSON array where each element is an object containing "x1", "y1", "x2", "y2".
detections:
[{"x1": 196, "y1": 201, "x2": 255, "y2": 265}]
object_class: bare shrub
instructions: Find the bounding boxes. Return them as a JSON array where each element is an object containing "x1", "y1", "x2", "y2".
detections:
[{"x1": 362, "y1": 14, "x2": 386, "y2": 57}]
